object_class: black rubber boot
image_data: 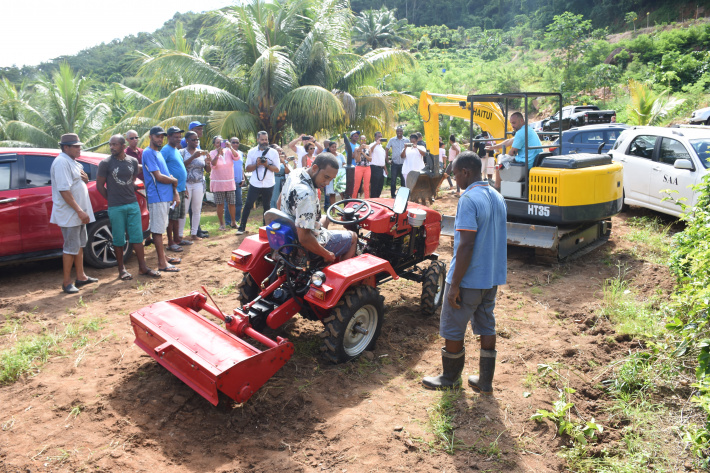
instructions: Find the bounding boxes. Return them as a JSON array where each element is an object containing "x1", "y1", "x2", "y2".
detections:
[
  {"x1": 422, "y1": 348, "x2": 465, "y2": 390},
  {"x1": 468, "y1": 349, "x2": 496, "y2": 395}
]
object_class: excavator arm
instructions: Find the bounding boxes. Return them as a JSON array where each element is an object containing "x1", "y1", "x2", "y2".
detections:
[{"x1": 418, "y1": 91, "x2": 512, "y2": 156}]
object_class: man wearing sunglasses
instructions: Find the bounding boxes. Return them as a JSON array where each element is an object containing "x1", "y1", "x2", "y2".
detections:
[{"x1": 125, "y1": 130, "x2": 143, "y2": 181}]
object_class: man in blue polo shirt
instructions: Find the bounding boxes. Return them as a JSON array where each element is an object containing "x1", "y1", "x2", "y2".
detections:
[
  {"x1": 162, "y1": 126, "x2": 190, "y2": 251},
  {"x1": 486, "y1": 111, "x2": 542, "y2": 169},
  {"x1": 142, "y1": 126, "x2": 180, "y2": 273},
  {"x1": 422, "y1": 151, "x2": 507, "y2": 394}
]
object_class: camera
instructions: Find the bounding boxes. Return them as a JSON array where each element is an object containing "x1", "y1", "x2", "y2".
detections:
[
  {"x1": 380, "y1": 138, "x2": 388, "y2": 143},
  {"x1": 221, "y1": 140, "x2": 228, "y2": 148},
  {"x1": 303, "y1": 135, "x2": 313, "y2": 141},
  {"x1": 258, "y1": 156, "x2": 268, "y2": 164}
]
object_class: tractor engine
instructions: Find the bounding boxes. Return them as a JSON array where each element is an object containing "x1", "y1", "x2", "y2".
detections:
[{"x1": 364, "y1": 227, "x2": 427, "y2": 272}]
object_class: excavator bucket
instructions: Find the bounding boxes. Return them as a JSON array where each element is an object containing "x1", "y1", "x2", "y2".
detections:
[
  {"x1": 406, "y1": 152, "x2": 445, "y2": 204},
  {"x1": 130, "y1": 292, "x2": 294, "y2": 406}
]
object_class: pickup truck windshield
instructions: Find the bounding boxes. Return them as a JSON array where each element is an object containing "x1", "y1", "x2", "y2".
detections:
[{"x1": 690, "y1": 139, "x2": 710, "y2": 168}]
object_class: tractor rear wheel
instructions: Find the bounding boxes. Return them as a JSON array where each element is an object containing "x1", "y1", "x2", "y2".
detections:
[
  {"x1": 320, "y1": 285, "x2": 384, "y2": 363},
  {"x1": 421, "y1": 261, "x2": 446, "y2": 316},
  {"x1": 237, "y1": 273, "x2": 260, "y2": 306}
]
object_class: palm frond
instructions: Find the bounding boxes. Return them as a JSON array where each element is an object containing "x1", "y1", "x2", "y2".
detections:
[
  {"x1": 160, "y1": 85, "x2": 249, "y2": 118},
  {"x1": 207, "y1": 110, "x2": 261, "y2": 142},
  {"x1": 113, "y1": 83, "x2": 154, "y2": 109},
  {"x1": 4, "y1": 121, "x2": 59, "y2": 148},
  {"x1": 248, "y1": 46, "x2": 298, "y2": 110},
  {"x1": 78, "y1": 103, "x2": 112, "y2": 137},
  {"x1": 337, "y1": 48, "x2": 415, "y2": 93},
  {"x1": 0, "y1": 140, "x2": 35, "y2": 148},
  {"x1": 273, "y1": 86, "x2": 344, "y2": 133},
  {"x1": 138, "y1": 51, "x2": 239, "y2": 96}
]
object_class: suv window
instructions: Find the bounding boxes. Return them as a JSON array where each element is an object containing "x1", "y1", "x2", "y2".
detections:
[
  {"x1": 626, "y1": 135, "x2": 657, "y2": 159},
  {"x1": 659, "y1": 138, "x2": 692, "y2": 166},
  {"x1": 605, "y1": 129, "x2": 623, "y2": 143},
  {"x1": 0, "y1": 163, "x2": 12, "y2": 191},
  {"x1": 690, "y1": 139, "x2": 710, "y2": 169},
  {"x1": 23, "y1": 155, "x2": 54, "y2": 188},
  {"x1": 580, "y1": 131, "x2": 604, "y2": 144}
]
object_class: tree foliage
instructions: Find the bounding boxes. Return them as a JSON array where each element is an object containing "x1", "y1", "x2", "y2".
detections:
[{"x1": 353, "y1": 7, "x2": 408, "y2": 52}]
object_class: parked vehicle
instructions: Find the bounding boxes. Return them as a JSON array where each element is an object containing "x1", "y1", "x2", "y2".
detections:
[
  {"x1": 609, "y1": 126, "x2": 710, "y2": 217},
  {"x1": 689, "y1": 106, "x2": 710, "y2": 125},
  {"x1": 543, "y1": 105, "x2": 617, "y2": 132},
  {"x1": 0, "y1": 148, "x2": 149, "y2": 268},
  {"x1": 549, "y1": 124, "x2": 629, "y2": 155}
]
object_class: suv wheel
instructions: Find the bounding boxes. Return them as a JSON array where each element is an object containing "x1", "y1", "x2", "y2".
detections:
[{"x1": 83, "y1": 217, "x2": 133, "y2": 268}]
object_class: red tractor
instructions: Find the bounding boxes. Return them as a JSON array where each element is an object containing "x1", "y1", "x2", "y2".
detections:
[{"x1": 130, "y1": 188, "x2": 446, "y2": 405}]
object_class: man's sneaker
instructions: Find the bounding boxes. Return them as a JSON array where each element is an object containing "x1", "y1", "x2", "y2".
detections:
[
  {"x1": 236, "y1": 229, "x2": 246, "y2": 235},
  {"x1": 197, "y1": 230, "x2": 209, "y2": 238}
]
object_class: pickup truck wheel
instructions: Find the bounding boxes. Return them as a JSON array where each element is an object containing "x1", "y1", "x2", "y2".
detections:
[
  {"x1": 421, "y1": 261, "x2": 446, "y2": 316},
  {"x1": 320, "y1": 285, "x2": 384, "y2": 363},
  {"x1": 237, "y1": 273, "x2": 260, "y2": 306},
  {"x1": 83, "y1": 217, "x2": 133, "y2": 269},
  {"x1": 706, "y1": 118, "x2": 710, "y2": 125}
]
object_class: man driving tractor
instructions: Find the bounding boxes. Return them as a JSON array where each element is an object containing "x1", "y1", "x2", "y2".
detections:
[{"x1": 277, "y1": 153, "x2": 358, "y2": 263}]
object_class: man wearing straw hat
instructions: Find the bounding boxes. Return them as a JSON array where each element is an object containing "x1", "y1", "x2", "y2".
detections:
[{"x1": 50, "y1": 133, "x2": 99, "y2": 294}]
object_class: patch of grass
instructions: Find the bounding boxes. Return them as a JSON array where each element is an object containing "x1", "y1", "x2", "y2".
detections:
[
  {"x1": 621, "y1": 216, "x2": 672, "y2": 264},
  {"x1": 214, "y1": 281, "x2": 237, "y2": 296},
  {"x1": 530, "y1": 286, "x2": 543, "y2": 295},
  {"x1": 565, "y1": 353, "x2": 680, "y2": 472},
  {"x1": 427, "y1": 389, "x2": 462, "y2": 454},
  {"x1": 66, "y1": 404, "x2": 83, "y2": 421},
  {"x1": 0, "y1": 318, "x2": 105, "y2": 385},
  {"x1": 0, "y1": 313, "x2": 21, "y2": 336},
  {"x1": 599, "y1": 266, "x2": 664, "y2": 338},
  {"x1": 293, "y1": 337, "x2": 320, "y2": 358}
]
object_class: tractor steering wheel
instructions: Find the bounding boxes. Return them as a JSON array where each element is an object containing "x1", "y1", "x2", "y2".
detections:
[{"x1": 327, "y1": 199, "x2": 372, "y2": 225}]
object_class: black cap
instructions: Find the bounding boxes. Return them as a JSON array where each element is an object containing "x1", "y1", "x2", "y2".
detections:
[
  {"x1": 167, "y1": 126, "x2": 184, "y2": 135},
  {"x1": 149, "y1": 126, "x2": 167, "y2": 136}
]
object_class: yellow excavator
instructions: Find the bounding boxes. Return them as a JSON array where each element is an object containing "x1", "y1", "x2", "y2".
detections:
[{"x1": 414, "y1": 91, "x2": 624, "y2": 262}]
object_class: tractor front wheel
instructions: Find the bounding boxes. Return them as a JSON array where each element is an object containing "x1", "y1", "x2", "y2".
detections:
[
  {"x1": 320, "y1": 285, "x2": 384, "y2": 363},
  {"x1": 421, "y1": 261, "x2": 446, "y2": 316},
  {"x1": 237, "y1": 273, "x2": 260, "y2": 306}
]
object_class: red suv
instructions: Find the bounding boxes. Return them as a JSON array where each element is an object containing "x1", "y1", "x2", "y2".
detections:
[{"x1": 0, "y1": 148, "x2": 149, "y2": 268}]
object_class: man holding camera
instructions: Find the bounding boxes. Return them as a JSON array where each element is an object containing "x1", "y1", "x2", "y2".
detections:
[
  {"x1": 236, "y1": 131, "x2": 280, "y2": 235},
  {"x1": 369, "y1": 131, "x2": 387, "y2": 198},
  {"x1": 288, "y1": 134, "x2": 323, "y2": 168}
]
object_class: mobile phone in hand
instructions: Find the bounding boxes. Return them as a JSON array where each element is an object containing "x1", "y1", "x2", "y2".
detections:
[
  {"x1": 380, "y1": 138, "x2": 387, "y2": 143},
  {"x1": 221, "y1": 140, "x2": 228, "y2": 148}
]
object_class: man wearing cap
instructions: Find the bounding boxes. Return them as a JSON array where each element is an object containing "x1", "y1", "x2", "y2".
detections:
[
  {"x1": 180, "y1": 121, "x2": 204, "y2": 149},
  {"x1": 162, "y1": 126, "x2": 190, "y2": 251},
  {"x1": 236, "y1": 130, "x2": 280, "y2": 235},
  {"x1": 369, "y1": 131, "x2": 387, "y2": 198},
  {"x1": 386, "y1": 126, "x2": 407, "y2": 198},
  {"x1": 50, "y1": 133, "x2": 98, "y2": 294},
  {"x1": 181, "y1": 121, "x2": 209, "y2": 239},
  {"x1": 342, "y1": 130, "x2": 360, "y2": 199},
  {"x1": 96, "y1": 135, "x2": 160, "y2": 281},
  {"x1": 142, "y1": 126, "x2": 181, "y2": 272},
  {"x1": 125, "y1": 130, "x2": 143, "y2": 182}
]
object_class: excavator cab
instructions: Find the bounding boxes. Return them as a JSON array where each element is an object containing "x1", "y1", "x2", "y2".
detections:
[{"x1": 423, "y1": 91, "x2": 624, "y2": 262}]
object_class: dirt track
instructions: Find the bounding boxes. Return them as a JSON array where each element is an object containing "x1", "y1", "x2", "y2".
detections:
[{"x1": 0, "y1": 194, "x2": 677, "y2": 472}]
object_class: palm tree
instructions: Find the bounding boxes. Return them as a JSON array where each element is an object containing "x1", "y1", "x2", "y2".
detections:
[
  {"x1": 353, "y1": 8, "x2": 408, "y2": 52},
  {"x1": 627, "y1": 79, "x2": 685, "y2": 126},
  {"x1": 111, "y1": 0, "x2": 415, "y2": 148},
  {"x1": 0, "y1": 62, "x2": 111, "y2": 148}
]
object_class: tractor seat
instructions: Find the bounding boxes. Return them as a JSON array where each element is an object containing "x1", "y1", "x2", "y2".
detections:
[{"x1": 264, "y1": 209, "x2": 298, "y2": 250}]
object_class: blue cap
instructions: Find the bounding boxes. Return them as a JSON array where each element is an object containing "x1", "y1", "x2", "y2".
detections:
[{"x1": 188, "y1": 121, "x2": 205, "y2": 130}]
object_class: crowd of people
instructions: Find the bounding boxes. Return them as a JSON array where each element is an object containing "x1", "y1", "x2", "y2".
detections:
[{"x1": 51, "y1": 119, "x2": 523, "y2": 295}]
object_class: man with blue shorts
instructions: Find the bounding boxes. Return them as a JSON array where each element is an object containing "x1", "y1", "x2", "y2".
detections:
[
  {"x1": 97, "y1": 135, "x2": 160, "y2": 280},
  {"x1": 278, "y1": 153, "x2": 357, "y2": 263},
  {"x1": 422, "y1": 151, "x2": 507, "y2": 394}
]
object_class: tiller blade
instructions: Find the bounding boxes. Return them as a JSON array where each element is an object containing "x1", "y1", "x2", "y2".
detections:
[{"x1": 130, "y1": 292, "x2": 294, "y2": 406}]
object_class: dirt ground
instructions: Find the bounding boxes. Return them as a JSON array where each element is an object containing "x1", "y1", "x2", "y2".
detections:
[{"x1": 0, "y1": 194, "x2": 678, "y2": 473}]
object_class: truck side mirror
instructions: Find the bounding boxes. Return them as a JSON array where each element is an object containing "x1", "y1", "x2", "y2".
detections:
[
  {"x1": 674, "y1": 158, "x2": 695, "y2": 171},
  {"x1": 393, "y1": 187, "x2": 410, "y2": 214}
]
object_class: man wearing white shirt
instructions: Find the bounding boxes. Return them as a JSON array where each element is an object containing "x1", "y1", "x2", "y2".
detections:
[
  {"x1": 369, "y1": 131, "x2": 387, "y2": 198},
  {"x1": 288, "y1": 134, "x2": 323, "y2": 168},
  {"x1": 236, "y1": 131, "x2": 280, "y2": 235},
  {"x1": 401, "y1": 133, "x2": 427, "y2": 186}
]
